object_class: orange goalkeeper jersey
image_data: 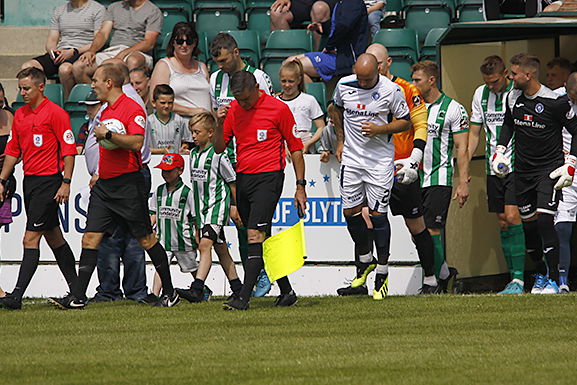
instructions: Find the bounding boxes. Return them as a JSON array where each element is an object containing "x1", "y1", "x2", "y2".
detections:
[{"x1": 392, "y1": 76, "x2": 428, "y2": 160}]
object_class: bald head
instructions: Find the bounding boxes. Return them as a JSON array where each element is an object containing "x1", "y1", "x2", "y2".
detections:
[
  {"x1": 354, "y1": 53, "x2": 380, "y2": 89},
  {"x1": 366, "y1": 43, "x2": 391, "y2": 76}
]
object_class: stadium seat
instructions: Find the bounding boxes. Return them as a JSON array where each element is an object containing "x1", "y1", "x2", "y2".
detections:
[
  {"x1": 305, "y1": 82, "x2": 327, "y2": 113},
  {"x1": 193, "y1": 1, "x2": 244, "y2": 43},
  {"x1": 155, "y1": 0, "x2": 192, "y2": 20},
  {"x1": 419, "y1": 28, "x2": 446, "y2": 61},
  {"x1": 390, "y1": 61, "x2": 413, "y2": 81},
  {"x1": 403, "y1": 0, "x2": 455, "y2": 42},
  {"x1": 455, "y1": 0, "x2": 484, "y2": 22},
  {"x1": 385, "y1": 0, "x2": 404, "y2": 12},
  {"x1": 221, "y1": 30, "x2": 261, "y2": 67},
  {"x1": 245, "y1": 0, "x2": 274, "y2": 44},
  {"x1": 12, "y1": 84, "x2": 64, "y2": 111},
  {"x1": 372, "y1": 28, "x2": 420, "y2": 64},
  {"x1": 64, "y1": 84, "x2": 93, "y2": 139}
]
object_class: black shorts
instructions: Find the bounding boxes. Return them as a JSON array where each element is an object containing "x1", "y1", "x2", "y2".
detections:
[
  {"x1": 85, "y1": 171, "x2": 152, "y2": 239},
  {"x1": 486, "y1": 174, "x2": 517, "y2": 213},
  {"x1": 422, "y1": 185, "x2": 452, "y2": 229},
  {"x1": 390, "y1": 178, "x2": 423, "y2": 219},
  {"x1": 23, "y1": 174, "x2": 62, "y2": 232},
  {"x1": 34, "y1": 51, "x2": 81, "y2": 77},
  {"x1": 236, "y1": 171, "x2": 284, "y2": 236},
  {"x1": 290, "y1": 0, "x2": 339, "y2": 26},
  {"x1": 515, "y1": 172, "x2": 561, "y2": 219}
]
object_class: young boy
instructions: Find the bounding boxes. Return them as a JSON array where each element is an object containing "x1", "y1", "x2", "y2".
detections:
[
  {"x1": 150, "y1": 153, "x2": 200, "y2": 297},
  {"x1": 148, "y1": 84, "x2": 191, "y2": 155},
  {"x1": 178, "y1": 111, "x2": 243, "y2": 302},
  {"x1": 75, "y1": 90, "x2": 102, "y2": 155}
]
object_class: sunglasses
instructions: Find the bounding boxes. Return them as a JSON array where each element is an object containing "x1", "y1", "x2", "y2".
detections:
[{"x1": 175, "y1": 38, "x2": 194, "y2": 46}]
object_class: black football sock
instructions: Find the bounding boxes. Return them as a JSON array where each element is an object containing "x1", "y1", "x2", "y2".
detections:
[
  {"x1": 74, "y1": 248, "x2": 98, "y2": 300},
  {"x1": 523, "y1": 219, "x2": 547, "y2": 275},
  {"x1": 147, "y1": 242, "x2": 174, "y2": 295},
  {"x1": 191, "y1": 278, "x2": 204, "y2": 290},
  {"x1": 277, "y1": 277, "x2": 293, "y2": 295},
  {"x1": 229, "y1": 278, "x2": 242, "y2": 294},
  {"x1": 239, "y1": 243, "x2": 264, "y2": 301},
  {"x1": 12, "y1": 248, "x2": 40, "y2": 300},
  {"x1": 51, "y1": 242, "x2": 77, "y2": 291},
  {"x1": 413, "y1": 228, "x2": 435, "y2": 278}
]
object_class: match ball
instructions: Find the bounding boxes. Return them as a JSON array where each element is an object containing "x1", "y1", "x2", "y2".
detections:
[{"x1": 99, "y1": 118, "x2": 126, "y2": 150}]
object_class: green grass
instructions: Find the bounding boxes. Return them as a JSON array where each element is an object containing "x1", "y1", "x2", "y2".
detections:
[{"x1": 1, "y1": 295, "x2": 577, "y2": 384}]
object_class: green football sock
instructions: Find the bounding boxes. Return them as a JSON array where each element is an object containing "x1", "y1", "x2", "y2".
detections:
[
  {"x1": 237, "y1": 226, "x2": 249, "y2": 268},
  {"x1": 508, "y1": 224, "x2": 526, "y2": 281},
  {"x1": 500, "y1": 228, "x2": 513, "y2": 277},
  {"x1": 431, "y1": 234, "x2": 445, "y2": 279}
]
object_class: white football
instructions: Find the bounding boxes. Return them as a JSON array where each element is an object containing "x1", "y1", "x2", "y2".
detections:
[{"x1": 99, "y1": 118, "x2": 126, "y2": 150}]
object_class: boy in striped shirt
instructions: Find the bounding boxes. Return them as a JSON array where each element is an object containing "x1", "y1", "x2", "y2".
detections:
[
  {"x1": 150, "y1": 153, "x2": 199, "y2": 297},
  {"x1": 182, "y1": 112, "x2": 243, "y2": 303}
]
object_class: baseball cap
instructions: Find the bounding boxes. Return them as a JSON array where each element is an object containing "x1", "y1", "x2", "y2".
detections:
[
  {"x1": 155, "y1": 153, "x2": 185, "y2": 170},
  {"x1": 78, "y1": 90, "x2": 100, "y2": 105}
]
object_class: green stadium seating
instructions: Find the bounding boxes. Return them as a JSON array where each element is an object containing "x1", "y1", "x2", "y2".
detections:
[
  {"x1": 456, "y1": 0, "x2": 484, "y2": 22},
  {"x1": 156, "y1": 12, "x2": 189, "y2": 59},
  {"x1": 305, "y1": 82, "x2": 327, "y2": 113},
  {"x1": 12, "y1": 84, "x2": 64, "y2": 110},
  {"x1": 156, "y1": 1, "x2": 192, "y2": 20},
  {"x1": 420, "y1": 28, "x2": 446, "y2": 62},
  {"x1": 245, "y1": 0, "x2": 274, "y2": 43},
  {"x1": 403, "y1": 0, "x2": 455, "y2": 43},
  {"x1": 390, "y1": 61, "x2": 413, "y2": 81},
  {"x1": 221, "y1": 30, "x2": 261, "y2": 67},
  {"x1": 193, "y1": 1, "x2": 244, "y2": 43},
  {"x1": 64, "y1": 84, "x2": 93, "y2": 139},
  {"x1": 373, "y1": 28, "x2": 420, "y2": 63}
]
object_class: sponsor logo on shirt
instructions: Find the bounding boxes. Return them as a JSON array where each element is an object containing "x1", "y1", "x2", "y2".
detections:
[
  {"x1": 135, "y1": 115, "x2": 146, "y2": 128},
  {"x1": 63, "y1": 129, "x2": 75, "y2": 145},
  {"x1": 191, "y1": 168, "x2": 208, "y2": 182},
  {"x1": 524, "y1": 114, "x2": 533, "y2": 121},
  {"x1": 514, "y1": 118, "x2": 545, "y2": 129},
  {"x1": 484, "y1": 112, "x2": 505, "y2": 125},
  {"x1": 413, "y1": 95, "x2": 422, "y2": 106},
  {"x1": 357, "y1": 104, "x2": 366, "y2": 110},
  {"x1": 33, "y1": 134, "x2": 43, "y2": 147},
  {"x1": 427, "y1": 123, "x2": 440, "y2": 138},
  {"x1": 159, "y1": 206, "x2": 182, "y2": 220},
  {"x1": 344, "y1": 106, "x2": 378, "y2": 118}
]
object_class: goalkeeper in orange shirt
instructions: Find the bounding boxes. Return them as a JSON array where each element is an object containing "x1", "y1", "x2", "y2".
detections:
[{"x1": 335, "y1": 43, "x2": 438, "y2": 295}]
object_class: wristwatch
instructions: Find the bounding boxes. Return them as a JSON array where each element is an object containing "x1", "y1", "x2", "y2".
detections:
[
  {"x1": 105, "y1": 130, "x2": 113, "y2": 140},
  {"x1": 62, "y1": 178, "x2": 71, "y2": 184},
  {"x1": 296, "y1": 179, "x2": 307, "y2": 187}
]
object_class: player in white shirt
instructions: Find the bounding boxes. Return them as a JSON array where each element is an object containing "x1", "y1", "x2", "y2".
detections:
[
  {"x1": 331, "y1": 54, "x2": 411, "y2": 300},
  {"x1": 468, "y1": 56, "x2": 526, "y2": 295},
  {"x1": 553, "y1": 75, "x2": 577, "y2": 293},
  {"x1": 412, "y1": 60, "x2": 470, "y2": 293},
  {"x1": 276, "y1": 60, "x2": 325, "y2": 153},
  {"x1": 148, "y1": 84, "x2": 190, "y2": 155}
]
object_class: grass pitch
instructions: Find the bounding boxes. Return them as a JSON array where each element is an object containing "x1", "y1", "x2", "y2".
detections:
[{"x1": 1, "y1": 294, "x2": 577, "y2": 385}]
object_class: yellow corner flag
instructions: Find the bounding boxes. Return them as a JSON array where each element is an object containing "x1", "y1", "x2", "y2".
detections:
[{"x1": 262, "y1": 219, "x2": 307, "y2": 282}]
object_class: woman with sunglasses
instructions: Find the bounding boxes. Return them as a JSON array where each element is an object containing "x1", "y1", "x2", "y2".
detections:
[{"x1": 149, "y1": 22, "x2": 211, "y2": 118}]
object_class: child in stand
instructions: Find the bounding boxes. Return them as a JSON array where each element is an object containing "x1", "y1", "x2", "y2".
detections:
[
  {"x1": 150, "y1": 153, "x2": 205, "y2": 298},
  {"x1": 277, "y1": 60, "x2": 325, "y2": 154},
  {"x1": 148, "y1": 84, "x2": 191, "y2": 155},
  {"x1": 179, "y1": 111, "x2": 243, "y2": 302}
]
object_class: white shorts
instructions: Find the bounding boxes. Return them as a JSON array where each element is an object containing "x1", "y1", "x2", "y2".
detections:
[
  {"x1": 96, "y1": 45, "x2": 154, "y2": 68},
  {"x1": 168, "y1": 250, "x2": 199, "y2": 273},
  {"x1": 339, "y1": 165, "x2": 394, "y2": 213},
  {"x1": 555, "y1": 185, "x2": 577, "y2": 224}
]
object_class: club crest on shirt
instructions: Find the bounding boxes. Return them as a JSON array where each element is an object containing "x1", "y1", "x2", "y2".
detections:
[
  {"x1": 535, "y1": 103, "x2": 544, "y2": 114},
  {"x1": 257, "y1": 129, "x2": 267, "y2": 142},
  {"x1": 413, "y1": 95, "x2": 422, "y2": 106},
  {"x1": 33, "y1": 134, "x2": 43, "y2": 147},
  {"x1": 371, "y1": 92, "x2": 380, "y2": 101},
  {"x1": 63, "y1": 129, "x2": 75, "y2": 145}
]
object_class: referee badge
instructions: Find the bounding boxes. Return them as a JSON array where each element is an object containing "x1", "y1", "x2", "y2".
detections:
[
  {"x1": 33, "y1": 134, "x2": 43, "y2": 147},
  {"x1": 257, "y1": 129, "x2": 267, "y2": 142}
]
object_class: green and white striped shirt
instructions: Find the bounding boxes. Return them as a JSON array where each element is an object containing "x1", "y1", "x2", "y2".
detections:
[
  {"x1": 150, "y1": 179, "x2": 197, "y2": 252},
  {"x1": 190, "y1": 144, "x2": 236, "y2": 227},
  {"x1": 470, "y1": 81, "x2": 515, "y2": 175},
  {"x1": 420, "y1": 93, "x2": 469, "y2": 187}
]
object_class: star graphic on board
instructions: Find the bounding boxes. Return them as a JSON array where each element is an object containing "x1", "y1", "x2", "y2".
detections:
[
  {"x1": 309, "y1": 179, "x2": 316, "y2": 187},
  {"x1": 323, "y1": 174, "x2": 330, "y2": 182}
]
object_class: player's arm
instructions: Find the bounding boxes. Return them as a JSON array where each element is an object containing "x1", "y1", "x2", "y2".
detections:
[
  {"x1": 492, "y1": 98, "x2": 514, "y2": 176},
  {"x1": 328, "y1": 103, "x2": 345, "y2": 162},
  {"x1": 467, "y1": 123, "x2": 483, "y2": 162},
  {"x1": 452, "y1": 130, "x2": 470, "y2": 208},
  {"x1": 549, "y1": 99, "x2": 577, "y2": 189},
  {"x1": 290, "y1": 149, "x2": 307, "y2": 216},
  {"x1": 303, "y1": 117, "x2": 325, "y2": 154},
  {"x1": 214, "y1": 109, "x2": 233, "y2": 154}
]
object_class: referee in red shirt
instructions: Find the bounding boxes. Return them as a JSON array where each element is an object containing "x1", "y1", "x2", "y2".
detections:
[
  {"x1": 215, "y1": 71, "x2": 307, "y2": 310},
  {"x1": 0, "y1": 68, "x2": 78, "y2": 310},
  {"x1": 50, "y1": 63, "x2": 178, "y2": 309}
]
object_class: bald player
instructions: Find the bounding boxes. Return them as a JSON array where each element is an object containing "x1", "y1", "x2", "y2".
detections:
[{"x1": 331, "y1": 54, "x2": 411, "y2": 300}]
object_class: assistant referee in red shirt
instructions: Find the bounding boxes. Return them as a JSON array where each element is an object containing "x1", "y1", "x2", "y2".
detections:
[
  {"x1": 49, "y1": 63, "x2": 178, "y2": 309},
  {"x1": 0, "y1": 68, "x2": 78, "y2": 310},
  {"x1": 215, "y1": 70, "x2": 307, "y2": 310}
]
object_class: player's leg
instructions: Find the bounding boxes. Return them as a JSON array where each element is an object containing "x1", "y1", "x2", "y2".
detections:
[
  {"x1": 213, "y1": 231, "x2": 243, "y2": 298},
  {"x1": 186, "y1": 225, "x2": 216, "y2": 302},
  {"x1": 92, "y1": 232, "x2": 124, "y2": 302},
  {"x1": 44, "y1": 226, "x2": 78, "y2": 293},
  {"x1": 554, "y1": 185, "x2": 577, "y2": 292},
  {"x1": 121, "y1": 235, "x2": 148, "y2": 302}
]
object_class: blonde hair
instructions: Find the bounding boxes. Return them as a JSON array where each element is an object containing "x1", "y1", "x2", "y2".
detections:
[
  {"x1": 279, "y1": 60, "x2": 305, "y2": 92},
  {"x1": 188, "y1": 111, "x2": 217, "y2": 132}
]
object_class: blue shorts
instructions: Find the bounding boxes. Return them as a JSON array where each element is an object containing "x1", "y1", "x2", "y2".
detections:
[{"x1": 304, "y1": 51, "x2": 336, "y2": 81}]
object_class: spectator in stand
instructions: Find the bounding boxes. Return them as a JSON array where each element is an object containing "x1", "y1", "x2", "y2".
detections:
[
  {"x1": 75, "y1": 90, "x2": 102, "y2": 155},
  {"x1": 276, "y1": 60, "x2": 325, "y2": 153},
  {"x1": 0, "y1": 83, "x2": 14, "y2": 114},
  {"x1": 148, "y1": 85, "x2": 190, "y2": 155},
  {"x1": 365, "y1": 1, "x2": 385, "y2": 40},
  {"x1": 72, "y1": 0, "x2": 162, "y2": 84},
  {"x1": 270, "y1": 0, "x2": 339, "y2": 50},
  {"x1": 286, "y1": 0, "x2": 368, "y2": 83},
  {"x1": 546, "y1": 57, "x2": 573, "y2": 91},
  {"x1": 149, "y1": 22, "x2": 211, "y2": 119},
  {"x1": 21, "y1": 0, "x2": 105, "y2": 98},
  {"x1": 129, "y1": 67, "x2": 153, "y2": 115}
]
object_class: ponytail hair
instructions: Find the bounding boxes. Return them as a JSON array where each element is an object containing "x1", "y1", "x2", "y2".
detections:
[{"x1": 279, "y1": 60, "x2": 305, "y2": 92}]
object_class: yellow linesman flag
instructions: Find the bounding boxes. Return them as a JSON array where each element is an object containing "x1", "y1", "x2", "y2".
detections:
[{"x1": 262, "y1": 219, "x2": 307, "y2": 282}]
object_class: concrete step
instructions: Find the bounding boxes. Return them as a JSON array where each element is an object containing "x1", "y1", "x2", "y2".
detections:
[
  {"x1": 0, "y1": 55, "x2": 35, "y2": 80},
  {"x1": 0, "y1": 79, "x2": 19, "y2": 106},
  {"x1": 0, "y1": 26, "x2": 49, "y2": 55}
]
